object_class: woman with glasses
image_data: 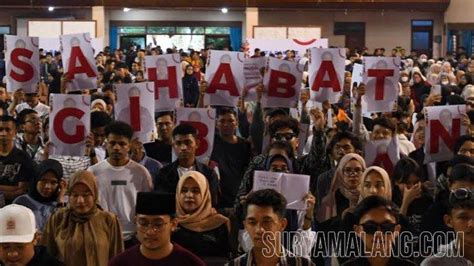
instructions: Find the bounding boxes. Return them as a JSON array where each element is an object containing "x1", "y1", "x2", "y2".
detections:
[
  {"x1": 316, "y1": 153, "x2": 366, "y2": 223},
  {"x1": 172, "y1": 171, "x2": 231, "y2": 260},
  {"x1": 41, "y1": 170, "x2": 123, "y2": 266},
  {"x1": 13, "y1": 159, "x2": 67, "y2": 232}
]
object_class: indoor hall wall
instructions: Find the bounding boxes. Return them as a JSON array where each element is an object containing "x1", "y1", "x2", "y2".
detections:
[
  {"x1": 259, "y1": 10, "x2": 443, "y2": 55},
  {"x1": 4, "y1": 8, "x2": 91, "y2": 36},
  {"x1": 445, "y1": 0, "x2": 474, "y2": 23},
  {"x1": 106, "y1": 9, "x2": 246, "y2": 48}
]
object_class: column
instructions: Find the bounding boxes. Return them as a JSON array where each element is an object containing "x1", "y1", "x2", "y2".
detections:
[{"x1": 245, "y1": 7, "x2": 259, "y2": 40}]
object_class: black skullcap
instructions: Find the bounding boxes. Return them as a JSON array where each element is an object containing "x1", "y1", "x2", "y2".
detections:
[{"x1": 136, "y1": 192, "x2": 176, "y2": 215}]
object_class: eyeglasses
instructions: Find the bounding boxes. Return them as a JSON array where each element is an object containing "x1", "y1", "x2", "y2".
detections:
[
  {"x1": 137, "y1": 220, "x2": 169, "y2": 232},
  {"x1": 272, "y1": 133, "x2": 295, "y2": 141},
  {"x1": 360, "y1": 222, "x2": 397, "y2": 234},
  {"x1": 25, "y1": 118, "x2": 42, "y2": 124},
  {"x1": 343, "y1": 167, "x2": 364, "y2": 176},
  {"x1": 450, "y1": 188, "x2": 473, "y2": 201}
]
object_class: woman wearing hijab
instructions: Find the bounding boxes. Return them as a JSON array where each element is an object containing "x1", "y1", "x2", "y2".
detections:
[
  {"x1": 334, "y1": 166, "x2": 392, "y2": 265},
  {"x1": 410, "y1": 71, "x2": 431, "y2": 112},
  {"x1": 182, "y1": 64, "x2": 200, "y2": 107},
  {"x1": 358, "y1": 166, "x2": 392, "y2": 201},
  {"x1": 13, "y1": 159, "x2": 67, "y2": 232},
  {"x1": 41, "y1": 170, "x2": 124, "y2": 266},
  {"x1": 172, "y1": 170, "x2": 230, "y2": 259},
  {"x1": 316, "y1": 153, "x2": 366, "y2": 223}
]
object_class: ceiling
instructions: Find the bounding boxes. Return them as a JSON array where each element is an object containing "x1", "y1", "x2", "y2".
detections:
[{"x1": 0, "y1": 0, "x2": 450, "y2": 11}]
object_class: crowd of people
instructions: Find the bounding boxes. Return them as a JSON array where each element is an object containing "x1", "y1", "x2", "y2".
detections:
[{"x1": 0, "y1": 42, "x2": 472, "y2": 266}]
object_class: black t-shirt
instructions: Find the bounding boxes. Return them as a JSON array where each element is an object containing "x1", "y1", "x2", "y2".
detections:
[
  {"x1": 406, "y1": 194, "x2": 433, "y2": 234},
  {"x1": 0, "y1": 147, "x2": 36, "y2": 186},
  {"x1": 210, "y1": 135, "x2": 251, "y2": 208},
  {"x1": 172, "y1": 224, "x2": 230, "y2": 258},
  {"x1": 28, "y1": 246, "x2": 64, "y2": 266},
  {"x1": 144, "y1": 140, "x2": 172, "y2": 166}
]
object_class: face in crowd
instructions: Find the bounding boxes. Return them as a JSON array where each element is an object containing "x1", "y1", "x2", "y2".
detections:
[
  {"x1": 173, "y1": 133, "x2": 199, "y2": 162},
  {"x1": 136, "y1": 214, "x2": 178, "y2": 253},
  {"x1": 354, "y1": 206, "x2": 401, "y2": 257},
  {"x1": 156, "y1": 114, "x2": 174, "y2": 141}
]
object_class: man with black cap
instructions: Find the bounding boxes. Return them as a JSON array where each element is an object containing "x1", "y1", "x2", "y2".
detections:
[{"x1": 109, "y1": 192, "x2": 205, "y2": 265}]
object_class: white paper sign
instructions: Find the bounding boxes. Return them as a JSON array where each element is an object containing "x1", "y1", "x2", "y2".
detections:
[
  {"x1": 297, "y1": 123, "x2": 310, "y2": 156},
  {"x1": 204, "y1": 50, "x2": 245, "y2": 107},
  {"x1": 352, "y1": 63, "x2": 364, "y2": 89},
  {"x1": 253, "y1": 171, "x2": 310, "y2": 210},
  {"x1": 49, "y1": 94, "x2": 90, "y2": 156},
  {"x1": 39, "y1": 37, "x2": 60, "y2": 52},
  {"x1": 115, "y1": 82, "x2": 156, "y2": 143},
  {"x1": 362, "y1": 57, "x2": 400, "y2": 113},
  {"x1": 175, "y1": 108, "x2": 216, "y2": 163},
  {"x1": 60, "y1": 33, "x2": 98, "y2": 91},
  {"x1": 365, "y1": 137, "x2": 400, "y2": 175},
  {"x1": 262, "y1": 57, "x2": 303, "y2": 108},
  {"x1": 308, "y1": 48, "x2": 346, "y2": 104},
  {"x1": 91, "y1": 37, "x2": 104, "y2": 57},
  {"x1": 145, "y1": 54, "x2": 183, "y2": 111},
  {"x1": 5, "y1": 35, "x2": 40, "y2": 93},
  {"x1": 424, "y1": 105, "x2": 466, "y2": 163},
  {"x1": 247, "y1": 38, "x2": 328, "y2": 60},
  {"x1": 243, "y1": 57, "x2": 266, "y2": 102}
]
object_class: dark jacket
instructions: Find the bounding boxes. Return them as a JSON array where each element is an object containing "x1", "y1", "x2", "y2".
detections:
[{"x1": 154, "y1": 160, "x2": 219, "y2": 206}]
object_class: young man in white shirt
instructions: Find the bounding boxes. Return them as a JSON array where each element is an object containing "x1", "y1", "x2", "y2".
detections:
[{"x1": 88, "y1": 121, "x2": 153, "y2": 248}]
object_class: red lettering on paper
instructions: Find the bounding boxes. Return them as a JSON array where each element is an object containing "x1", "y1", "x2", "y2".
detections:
[
  {"x1": 268, "y1": 70, "x2": 296, "y2": 98},
  {"x1": 148, "y1": 66, "x2": 179, "y2": 100},
  {"x1": 53, "y1": 108, "x2": 85, "y2": 144},
  {"x1": 429, "y1": 119, "x2": 461, "y2": 154},
  {"x1": 180, "y1": 121, "x2": 208, "y2": 156},
  {"x1": 367, "y1": 69, "x2": 394, "y2": 100},
  {"x1": 66, "y1": 47, "x2": 96, "y2": 80},
  {"x1": 10, "y1": 48, "x2": 34, "y2": 82},
  {"x1": 208, "y1": 63, "x2": 239, "y2": 96},
  {"x1": 311, "y1": 61, "x2": 341, "y2": 92}
]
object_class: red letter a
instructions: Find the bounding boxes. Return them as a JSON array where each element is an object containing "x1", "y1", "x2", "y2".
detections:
[
  {"x1": 66, "y1": 47, "x2": 96, "y2": 80},
  {"x1": 311, "y1": 61, "x2": 341, "y2": 92},
  {"x1": 207, "y1": 63, "x2": 239, "y2": 96}
]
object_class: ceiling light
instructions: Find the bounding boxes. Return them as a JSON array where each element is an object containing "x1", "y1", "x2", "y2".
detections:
[
  {"x1": 221, "y1": 8, "x2": 228, "y2": 14},
  {"x1": 48, "y1": 6, "x2": 54, "y2": 12},
  {"x1": 123, "y1": 7, "x2": 131, "y2": 12}
]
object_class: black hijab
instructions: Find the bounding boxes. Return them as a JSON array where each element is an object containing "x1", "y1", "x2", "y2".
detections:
[{"x1": 29, "y1": 159, "x2": 63, "y2": 203}]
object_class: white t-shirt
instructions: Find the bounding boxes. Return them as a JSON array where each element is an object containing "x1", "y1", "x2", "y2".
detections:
[{"x1": 88, "y1": 159, "x2": 153, "y2": 240}]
